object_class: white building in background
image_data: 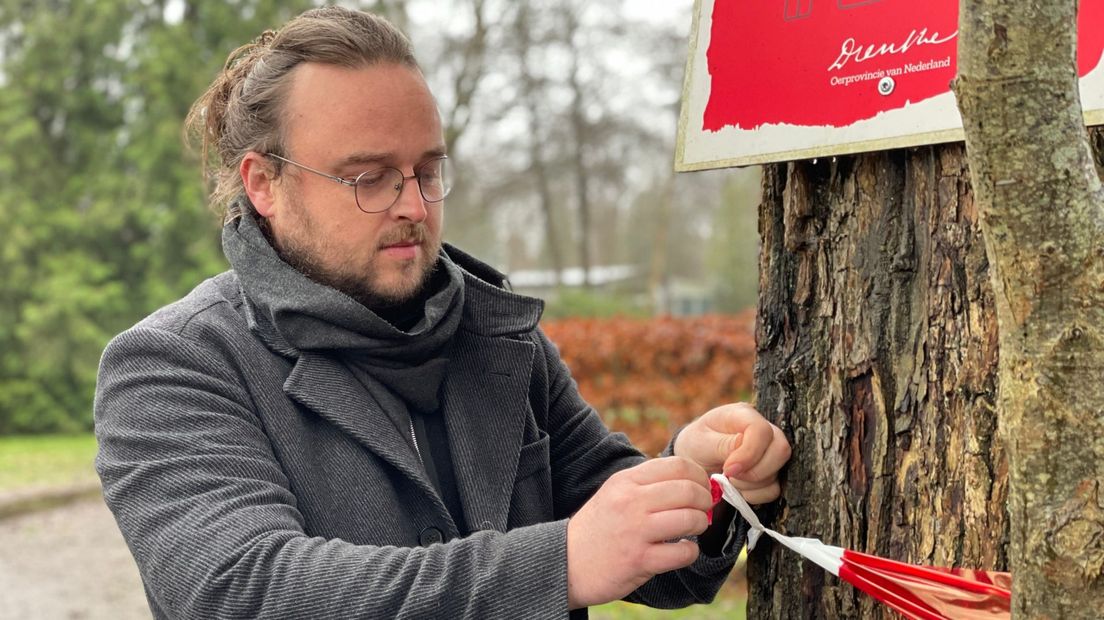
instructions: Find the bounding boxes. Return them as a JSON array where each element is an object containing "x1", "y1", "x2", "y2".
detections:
[
  {"x1": 506, "y1": 265, "x2": 714, "y2": 316},
  {"x1": 507, "y1": 265, "x2": 639, "y2": 291}
]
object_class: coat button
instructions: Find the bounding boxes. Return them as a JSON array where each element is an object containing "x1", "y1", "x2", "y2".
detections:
[{"x1": 419, "y1": 526, "x2": 444, "y2": 546}]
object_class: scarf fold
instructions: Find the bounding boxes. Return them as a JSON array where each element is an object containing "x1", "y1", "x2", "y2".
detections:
[
  {"x1": 221, "y1": 210, "x2": 465, "y2": 367},
  {"x1": 222, "y1": 211, "x2": 464, "y2": 450}
]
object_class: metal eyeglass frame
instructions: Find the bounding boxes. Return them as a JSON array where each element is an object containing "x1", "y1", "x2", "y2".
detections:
[{"x1": 265, "y1": 153, "x2": 451, "y2": 213}]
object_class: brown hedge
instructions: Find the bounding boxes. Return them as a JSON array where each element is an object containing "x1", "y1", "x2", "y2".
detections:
[{"x1": 542, "y1": 309, "x2": 756, "y2": 456}]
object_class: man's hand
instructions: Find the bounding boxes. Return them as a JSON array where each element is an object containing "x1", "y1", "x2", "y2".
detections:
[
  {"x1": 565, "y1": 457, "x2": 712, "y2": 610},
  {"x1": 673, "y1": 402, "x2": 791, "y2": 505}
]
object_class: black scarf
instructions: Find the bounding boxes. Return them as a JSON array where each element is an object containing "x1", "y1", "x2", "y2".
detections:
[
  {"x1": 222, "y1": 211, "x2": 464, "y2": 505},
  {"x1": 221, "y1": 210, "x2": 464, "y2": 372}
]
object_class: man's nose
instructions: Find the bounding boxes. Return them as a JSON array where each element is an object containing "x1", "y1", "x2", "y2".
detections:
[{"x1": 388, "y1": 175, "x2": 428, "y2": 222}]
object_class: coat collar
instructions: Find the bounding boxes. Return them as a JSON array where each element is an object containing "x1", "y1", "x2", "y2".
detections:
[
  {"x1": 442, "y1": 243, "x2": 544, "y2": 338},
  {"x1": 223, "y1": 211, "x2": 466, "y2": 365}
]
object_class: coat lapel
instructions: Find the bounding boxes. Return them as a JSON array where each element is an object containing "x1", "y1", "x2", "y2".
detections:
[
  {"x1": 442, "y1": 331, "x2": 535, "y2": 533},
  {"x1": 283, "y1": 352, "x2": 442, "y2": 505}
]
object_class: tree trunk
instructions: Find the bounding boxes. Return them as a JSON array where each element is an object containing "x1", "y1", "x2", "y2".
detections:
[
  {"x1": 442, "y1": 0, "x2": 488, "y2": 156},
  {"x1": 564, "y1": 6, "x2": 593, "y2": 288},
  {"x1": 515, "y1": 3, "x2": 564, "y2": 285},
  {"x1": 955, "y1": 1, "x2": 1104, "y2": 615},
  {"x1": 750, "y1": 147, "x2": 1008, "y2": 618},
  {"x1": 647, "y1": 172, "x2": 676, "y2": 314}
]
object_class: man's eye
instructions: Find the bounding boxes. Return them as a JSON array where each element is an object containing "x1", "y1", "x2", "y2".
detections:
[{"x1": 356, "y1": 171, "x2": 390, "y2": 187}]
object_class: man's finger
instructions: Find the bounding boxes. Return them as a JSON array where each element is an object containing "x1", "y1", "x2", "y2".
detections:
[
  {"x1": 722, "y1": 418, "x2": 775, "y2": 476},
  {"x1": 712, "y1": 430, "x2": 742, "y2": 461},
  {"x1": 645, "y1": 508, "x2": 710, "y2": 542},
  {"x1": 702, "y1": 402, "x2": 760, "y2": 433},
  {"x1": 627, "y1": 456, "x2": 710, "y2": 488},
  {"x1": 728, "y1": 426, "x2": 791, "y2": 482},
  {"x1": 730, "y1": 481, "x2": 781, "y2": 505},
  {"x1": 639, "y1": 479, "x2": 714, "y2": 513},
  {"x1": 641, "y1": 540, "x2": 700, "y2": 575}
]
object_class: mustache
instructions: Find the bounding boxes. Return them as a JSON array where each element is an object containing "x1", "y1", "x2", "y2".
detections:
[{"x1": 377, "y1": 223, "x2": 428, "y2": 248}]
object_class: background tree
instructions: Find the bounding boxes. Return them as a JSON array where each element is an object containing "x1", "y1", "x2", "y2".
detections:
[
  {"x1": 706, "y1": 169, "x2": 761, "y2": 313},
  {"x1": 955, "y1": 0, "x2": 1104, "y2": 614},
  {"x1": 440, "y1": 0, "x2": 741, "y2": 300}
]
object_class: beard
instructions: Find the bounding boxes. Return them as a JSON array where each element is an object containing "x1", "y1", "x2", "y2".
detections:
[{"x1": 264, "y1": 194, "x2": 442, "y2": 310}]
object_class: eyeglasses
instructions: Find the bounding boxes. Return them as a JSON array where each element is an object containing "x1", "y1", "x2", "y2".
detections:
[{"x1": 265, "y1": 153, "x2": 452, "y2": 214}]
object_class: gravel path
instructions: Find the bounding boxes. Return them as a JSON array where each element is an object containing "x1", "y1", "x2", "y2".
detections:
[{"x1": 0, "y1": 495, "x2": 150, "y2": 620}]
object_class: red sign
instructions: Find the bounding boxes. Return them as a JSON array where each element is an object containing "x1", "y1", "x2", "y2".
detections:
[
  {"x1": 676, "y1": 0, "x2": 1104, "y2": 170},
  {"x1": 704, "y1": 1, "x2": 1104, "y2": 131}
]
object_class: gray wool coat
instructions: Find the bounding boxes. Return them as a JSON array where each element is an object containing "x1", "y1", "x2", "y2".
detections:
[{"x1": 94, "y1": 246, "x2": 742, "y2": 619}]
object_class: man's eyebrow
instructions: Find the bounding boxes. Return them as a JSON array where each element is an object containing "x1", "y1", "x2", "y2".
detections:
[
  {"x1": 333, "y1": 152, "x2": 391, "y2": 170},
  {"x1": 333, "y1": 147, "x2": 448, "y2": 170},
  {"x1": 420, "y1": 147, "x2": 447, "y2": 160}
]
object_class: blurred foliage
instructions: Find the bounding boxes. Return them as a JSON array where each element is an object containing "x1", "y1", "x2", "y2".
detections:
[
  {"x1": 543, "y1": 310, "x2": 756, "y2": 456},
  {"x1": 707, "y1": 169, "x2": 762, "y2": 313},
  {"x1": 0, "y1": 0, "x2": 313, "y2": 433}
]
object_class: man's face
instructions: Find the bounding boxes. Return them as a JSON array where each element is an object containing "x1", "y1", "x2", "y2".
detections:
[{"x1": 264, "y1": 62, "x2": 445, "y2": 309}]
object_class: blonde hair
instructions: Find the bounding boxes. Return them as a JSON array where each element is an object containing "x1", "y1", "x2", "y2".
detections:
[{"x1": 185, "y1": 6, "x2": 418, "y2": 219}]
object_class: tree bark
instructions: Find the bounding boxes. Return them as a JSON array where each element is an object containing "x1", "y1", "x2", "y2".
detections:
[
  {"x1": 954, "y1": 1, "x2": 1104, "y2": 616},
  {"x1": 750, "y1": 147, "x2": 1008, "y2": 618}
]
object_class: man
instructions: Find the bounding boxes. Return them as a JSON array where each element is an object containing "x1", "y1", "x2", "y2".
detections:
[{"x1": 94, "y1": 7, "x2": 791, "y2": 619}]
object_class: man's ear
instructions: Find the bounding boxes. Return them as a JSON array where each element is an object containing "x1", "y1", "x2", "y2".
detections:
[{"x1": 241, "y1": 152, "x2": 278, "y2": 218}]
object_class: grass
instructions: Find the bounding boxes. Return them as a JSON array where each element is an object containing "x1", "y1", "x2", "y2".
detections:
[
  {"x1": 591, "y1": 565, "x2": 748, "y2": 620},
  {"x1": 0, "y1": 433, "x2": 98, "y2": 491},
  {"x1": 591, "y1": 597, "x2": 746, "y2": 620}
]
